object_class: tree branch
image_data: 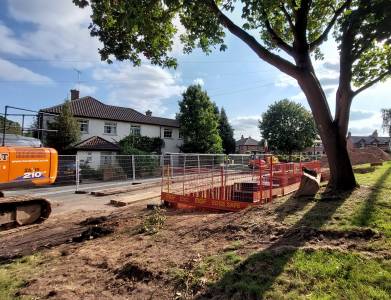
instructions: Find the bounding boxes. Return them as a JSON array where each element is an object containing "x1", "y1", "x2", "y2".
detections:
[
  {"x1": 280, "y1": 4, "x2": 295, "y2": 31},
  {"x1": 207, "y1": 1, "x2": 299, "y2": 78},
  {"x1": 309, "y1": 0, "x2": 351, "y2": 51},
  {"x1": 261, "y1": 9, "x2": 294, "y2": 55},
  {"x1": 353, "y1": 71, "x2": 391, "y2": 96}
]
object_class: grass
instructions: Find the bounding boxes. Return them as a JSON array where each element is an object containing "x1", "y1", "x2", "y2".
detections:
[
  {"x1": 0, "y1": 254, "x2": 44, "y2": 300},
  {"x1": 171, "y1": 251, "x2": 242, "y2": 297},
  {"x1": 354, "y1": 161, "x2": 391, "y2": 189},
  {"x1": 198, "y1": 161, "x2": 391, "y2": 299},
  {"x1": 1, "y1": 162, "x2": 390, "y2": 299},
  {"x1": 214, "y1": 249, "x2": 391, "y2": 299}
]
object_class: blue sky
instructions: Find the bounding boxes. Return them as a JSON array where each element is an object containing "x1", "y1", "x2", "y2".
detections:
[{"x1": 0, "y1": 0, "x2": 390, "y2": 139}]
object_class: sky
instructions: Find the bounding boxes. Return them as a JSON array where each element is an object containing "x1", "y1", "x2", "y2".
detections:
[{"x1": 0, "y1": 0, "x2": 390, "y2": 140}]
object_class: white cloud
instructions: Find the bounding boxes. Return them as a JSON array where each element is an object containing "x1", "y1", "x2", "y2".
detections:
[
  {"x1": 348, "y1": 111, "x2": 383, "y2": 136},
  {"x1": 0, "y1": 23, "x2": 31, "y2": 56},
  {"x1": 6, "y1": 0, "x2": 101, "y2": 69},
  {"x1": 231, "y1": 115, "x2": 261, "y2": 140},
  {"x1": 93, "y1": 64, "x2": 186, "y2": 114},
  {"x1": 0, "y1": 58, "x2": 53, "y2": 84},
  {"x1": 8, "y1": 0, "x2": 89, "y2": 26},
  {"x1": 193, "y1": 78, "x2": 205, "y2": 86},
  {"x1": 75, "y1": 84, "x2": 97, "y2": 95}
]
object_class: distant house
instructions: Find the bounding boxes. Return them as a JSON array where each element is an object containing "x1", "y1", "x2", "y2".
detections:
[
  {"x1": 235, "y1": 135, "x2": 262, "y2": 154},
  {"x1": 39, "y1": 89, "x2": 183, "y2": 163},
  {"x1": 347, "y1": 130, "x2": 390, "y2": 152},
  {"x1": 303, "y1": 138, "x2": 325, "y2": 156}
]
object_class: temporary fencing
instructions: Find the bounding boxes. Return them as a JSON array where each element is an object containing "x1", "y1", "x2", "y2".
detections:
[{"x1": 161, "y1": 153, "x2": 322, "y2": 211}]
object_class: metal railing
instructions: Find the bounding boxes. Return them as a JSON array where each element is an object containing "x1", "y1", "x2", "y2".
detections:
[
  {"x1": 35, "y1": 153, "x2": 325, "y2": 192},
  {"x1": 161, "y1": 153, "x2": 322, "y2": 210}
]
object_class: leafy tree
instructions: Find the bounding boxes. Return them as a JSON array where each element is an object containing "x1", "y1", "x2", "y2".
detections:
[
  {"x1": 74, "y1": 0, "x2": 391, "y2": 191},
  {"x1": 0, "y1": 116, "x2": 21, "y2": 135},
  {"x1": 219, "y1": 107, "x2": 236, "y2": 154},
  {"x1": 177, "y1": 85, "x2": 223, "y2": 153},
  {"x1": 381, "y1": 109, "x2": 391, "y2": 137},
  {"x1": 259, "y1": 99, "x2": 317, "y2": 155},
  {"x1": 119, "y1": 135, "x2": 164, "y2": 154},
  {"x1": 45, "y1": 100, "x2": 80, "y2": 154}
]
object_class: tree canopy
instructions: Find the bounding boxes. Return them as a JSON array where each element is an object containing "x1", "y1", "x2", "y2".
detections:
[
  {"x1": 219, "y1": 107, "x2": 236, "y2": 154},
  {"x1": 177, "y1": 85, "x2": 223, "y2": 153},
  {"x1": 0, "y1": 116, "x2": 21, "y2": 135},
  {"x1": 74, "y1": 0, "x2": 391, "y2": 190},
  {"x1": 259, "y1": 99, "x2": 317, "y2": 155},
  {"x1": 45, "y1": 100, "x2": 80, "y2": 154}
]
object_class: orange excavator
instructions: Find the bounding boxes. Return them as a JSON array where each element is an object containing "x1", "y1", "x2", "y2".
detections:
[{"x1": 0, "y1": 146, "x2": 58, "y2": 229}]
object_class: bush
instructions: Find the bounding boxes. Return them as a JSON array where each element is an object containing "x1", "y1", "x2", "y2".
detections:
[{"x1": 119, "y1": 135, "x2": 164, "y2": 154}]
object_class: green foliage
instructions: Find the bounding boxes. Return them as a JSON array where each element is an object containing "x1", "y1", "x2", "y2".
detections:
[
  {"x1": 138, "y1": 207, "x2": 166, "y2": 235},
  {"x1": 45, "y1": 100, "x2": 80, "y2": 154},
  {"x1": 336, "y1": 0, "x2": 391, "y2": 89},
  {"x1": 219, "y1": 107, "x2": 236, "y2": 154},
  {"x1": 119, "y1": 134, "x2": 164, "y2": 154},
  {"x1": 0, "y1": 116, "x2": 21, "y2": 135},
  {"x1": 177, "y1": 85, "x2": 223, "y2": 153},
  {"x1": 259, "y1": 99, "x2": 317, "y2": 154},
  {"x1": 381, "y1": 108, "x2": 391, "y2": 137}
]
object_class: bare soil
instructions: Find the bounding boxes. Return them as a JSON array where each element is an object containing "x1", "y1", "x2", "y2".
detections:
[{"x1": 1, "y1": 187, "x2": 388, "y2": 299}]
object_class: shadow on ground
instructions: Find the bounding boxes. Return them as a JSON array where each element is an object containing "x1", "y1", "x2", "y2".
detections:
[
  {"x1": 196, "y1": 189, "x2": 353, "y2": 299},
  {"x1": 352, "y1": 166, "x2": 391, "y2": 227},
  {"x1": 197, "y1": 164, "x2": 391, "y2": 299}
]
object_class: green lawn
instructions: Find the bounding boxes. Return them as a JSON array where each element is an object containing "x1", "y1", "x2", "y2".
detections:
[{"x1": 187, "y1": 161, "x2": 391, "y2": 299}]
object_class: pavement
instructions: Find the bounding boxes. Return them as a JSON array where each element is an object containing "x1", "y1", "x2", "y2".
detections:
[{"x1": 2, "y1": 178, "x2": 162, "y2": 216}]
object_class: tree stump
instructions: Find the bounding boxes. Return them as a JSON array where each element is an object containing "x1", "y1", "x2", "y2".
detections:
[{"x1": 294, "y1": 171, "x2": 321, "y2": 198}]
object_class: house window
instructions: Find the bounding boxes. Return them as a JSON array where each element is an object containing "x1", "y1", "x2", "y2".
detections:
[
  {"x1": 78, "y1": 120, "x2": 89, "y2": 134},
  {"x1": 130, "y1": 125, "x2": 141, "y2": 136},
  {"x1": 164, "y1": 128, "x2": 173, "y2": 138},
  {"x1": 104, "y1": 122, "x2": 117, "y2": 135},
  {"x1": 101, "y1": 151, "x2": 114, "y2": 165}
]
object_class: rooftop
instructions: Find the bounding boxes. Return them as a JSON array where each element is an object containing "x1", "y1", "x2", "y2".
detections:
[
  {"x1": 74, "y1": 136, "x2": 120, "y2": 151},
  {"x1": 236, "y1": 135, "x2": 260, "y2": 146},
  {"x1": 40, "y1": 96, "x2": 179, "y2": 128}
]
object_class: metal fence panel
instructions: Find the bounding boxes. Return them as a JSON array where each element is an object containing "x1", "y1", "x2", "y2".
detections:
[{"x1": 56, "y1": 155, "x2": 77, "y2": 185}]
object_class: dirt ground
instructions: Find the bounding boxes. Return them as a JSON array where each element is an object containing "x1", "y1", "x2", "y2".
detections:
[{"x1": 2, "y1": 184, "x2": 388, "y2": 300}]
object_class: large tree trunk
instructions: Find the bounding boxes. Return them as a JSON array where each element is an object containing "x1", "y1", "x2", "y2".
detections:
[{"x1": 297, "y1": 71, "x2": 357, "y2": 192}]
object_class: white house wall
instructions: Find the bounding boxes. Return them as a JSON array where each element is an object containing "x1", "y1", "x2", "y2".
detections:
[{"x1": 42, "y1": 116, "x2": 182, "y2": 153}]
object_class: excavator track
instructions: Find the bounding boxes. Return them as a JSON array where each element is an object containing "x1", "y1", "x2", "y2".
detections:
[{"x1": 0, "y1": 195, "x2": 51, "y2": 230}]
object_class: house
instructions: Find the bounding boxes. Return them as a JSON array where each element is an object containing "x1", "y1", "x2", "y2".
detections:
[
  {"x1": 235, "y1": 135, "x2": 262, "y2": 154},
  {"x1": 347, "y1": 130, "x2": 390, "y2": 152},
  {"x1": 40, "y1": 89, "x2": 183, "y2": 163},
  {"x1": 303, "y1": 138, "x2": 325, "y2": 156}
]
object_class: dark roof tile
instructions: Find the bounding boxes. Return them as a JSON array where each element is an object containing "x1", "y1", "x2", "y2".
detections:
[
  {"x1": 40, "y1": 96, "x2": 179, "y2": 128},
  {"x1": 74, "y1": 136, "x2": 120, "y2": 151}
]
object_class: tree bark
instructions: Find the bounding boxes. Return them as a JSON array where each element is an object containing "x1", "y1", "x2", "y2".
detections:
[{"x1": 297, "y1": 71, "x2": 357, "y2": 191}]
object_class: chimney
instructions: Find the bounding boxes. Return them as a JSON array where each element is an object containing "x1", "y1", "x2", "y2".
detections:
[
  {"x1": 146, "y1": 110, "x2": 152, "y2": 117},
  {"x1": 70, "y1": 89, "x2": 80, "y2": 101}
]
